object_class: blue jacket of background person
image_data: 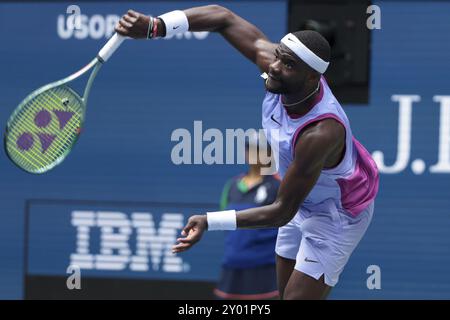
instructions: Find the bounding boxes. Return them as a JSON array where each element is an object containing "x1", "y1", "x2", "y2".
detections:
[{"x1": 219, "y1": 174, "x2": 280, "y2": 268}]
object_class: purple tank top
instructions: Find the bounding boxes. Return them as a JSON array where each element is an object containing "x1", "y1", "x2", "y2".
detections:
[{"x1": 262, "y1": 76, "x2": 379, "y2": 217}]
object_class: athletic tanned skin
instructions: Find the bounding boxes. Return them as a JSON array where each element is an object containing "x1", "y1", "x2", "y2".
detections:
[{"x1": 116, "y1": 5, "x2": 345, "y2": 299}]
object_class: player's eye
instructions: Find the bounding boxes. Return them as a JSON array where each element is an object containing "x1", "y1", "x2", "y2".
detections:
[{"x1": 284, "y1": 62, "x2": 293, "y2": 69}]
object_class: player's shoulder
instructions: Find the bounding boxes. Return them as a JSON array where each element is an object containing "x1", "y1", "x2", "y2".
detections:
[
  {"x1": 295, "y1": 118, "x2": 345, "y2": 155},
  {"x1": 301, "y1": 117, "x2": 344, "y2": 140}
]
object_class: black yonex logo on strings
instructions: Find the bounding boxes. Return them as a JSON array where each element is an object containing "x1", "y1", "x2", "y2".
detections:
[
  {"x1": 16, "y1": 105, "x2": 74, "y2": 153},
  {"x1": 62, "y1": 98, "x2": 70, "y2": 107}
]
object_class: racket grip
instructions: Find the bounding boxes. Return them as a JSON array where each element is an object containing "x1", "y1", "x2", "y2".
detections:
[{"x1": 98, "y1": 33, "x2": 126, "y2": 62}]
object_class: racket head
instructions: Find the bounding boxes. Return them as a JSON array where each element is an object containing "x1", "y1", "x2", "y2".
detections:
[{"x1": 4, "y1": 83, "x2": 85, "y2": 174}]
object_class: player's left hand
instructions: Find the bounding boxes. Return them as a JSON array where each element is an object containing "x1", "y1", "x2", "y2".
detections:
[{"x1": 172, "y1": 215, "x2": 208, "y2": 253}]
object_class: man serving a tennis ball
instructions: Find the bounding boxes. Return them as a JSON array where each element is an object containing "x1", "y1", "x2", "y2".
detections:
[{"x1": 115, "y1": 5, "x2": 379, "y2": 300}]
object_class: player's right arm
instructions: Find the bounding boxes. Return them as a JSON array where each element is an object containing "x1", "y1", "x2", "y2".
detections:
[
  {"x1": 172, "y1": 119, "x2": 346, "y2": 253},
  {"x1": 115, "y1": 5, "x2": 276, "y2": 72}
]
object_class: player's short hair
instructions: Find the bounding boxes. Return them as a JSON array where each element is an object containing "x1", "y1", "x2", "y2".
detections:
[{"x1": 292, "y1": 30, "x2": 331, "y2": 64}]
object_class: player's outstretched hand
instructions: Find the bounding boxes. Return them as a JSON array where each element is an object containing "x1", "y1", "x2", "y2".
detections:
[
  {"x1": 115, "y1": 9, "x2": 150, "y2": 39},
  {"x1": 172, "y1": 215, "x2": 208, "y2": 254}
]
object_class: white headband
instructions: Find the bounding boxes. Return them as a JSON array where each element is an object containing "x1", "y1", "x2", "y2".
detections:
[{"x1": 280, "y1": 33, "x2": 329, "y2": 74}]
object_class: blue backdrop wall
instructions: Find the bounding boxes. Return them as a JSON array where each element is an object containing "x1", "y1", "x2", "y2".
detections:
[{"x1": 0, "y1": 1, "x2": 449, "y2": 299}]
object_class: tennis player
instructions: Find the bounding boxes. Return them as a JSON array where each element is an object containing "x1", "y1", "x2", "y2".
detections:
[{"x1": 115, "y1": 5, "x2": 379, "y2": 300}]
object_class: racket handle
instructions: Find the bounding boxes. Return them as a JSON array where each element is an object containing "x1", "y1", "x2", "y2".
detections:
[{"x1": 98, "y1": 33, "x2": 126, "y2": 62}]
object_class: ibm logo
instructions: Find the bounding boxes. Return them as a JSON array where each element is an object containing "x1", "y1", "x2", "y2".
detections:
[{"x1": 70, "y1": 211, "x2": 189, "y2": 273}]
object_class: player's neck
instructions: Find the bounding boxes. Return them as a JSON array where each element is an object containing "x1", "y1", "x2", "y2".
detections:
[{"x1": 281, "y1": 83, "x2": 321, "y2": 117}]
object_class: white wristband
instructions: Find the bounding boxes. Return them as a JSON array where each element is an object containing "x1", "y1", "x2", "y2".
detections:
[
  {"x1": 206, "y1": 210, "x2": 237, "y2": 231},
  {"x1": 158, "y1": 10, "x2": 189, "y2": 38}
]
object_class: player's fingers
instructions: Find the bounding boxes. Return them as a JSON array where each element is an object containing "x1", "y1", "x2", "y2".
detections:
[
  {"x1": 115, "y1": 24, "x2": 129, "y2": 36},
  {"x1": 127, "y1": 9, "x2": 139, "y2": 17},
  {"x1": 176, "y1": 236, "x2": 195, "y2": 244},
  {"x1": 185, "y1": 230, "x2": 202, "y2": 242},
  {"x1": 172, "y1": 243, "x2": 191, "y2": 253},
  {"x1": 123, "y1": 14, "x2": 137, "y2": 25},
  {"x1": 173, "y1": 242, "x2": 190, "y2": 249},
  {"x1": 181, "y1": 220, "x2": 195, "y2": 237},
  {"x1": 119, "y1": 18, "x2": 132, "y2": 29}
]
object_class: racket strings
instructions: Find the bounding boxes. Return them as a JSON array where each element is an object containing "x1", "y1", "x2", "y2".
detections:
[
  {"x1": 48, "y1": 88, "x2": 83, "y2": 142},
  {"x1": 7, "y1": 114, "x2": 60, "y2": 169},
  {"x1": 7, "y1": 96, "x2": 62, "y2": 168},
  {"x1": 6, "y1": 86, "x2": 83, "y2": 172},
  {"x1": 17, "y1": 91, "x2": 74, "y2": 159},
  {"x1": 7, "y1": 97, "x2": 77, "y2": 169}
]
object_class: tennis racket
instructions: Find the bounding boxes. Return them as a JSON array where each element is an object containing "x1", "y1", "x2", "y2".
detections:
[{"x1": 4, "y1": 33, "x2": 125, "y2": 174}]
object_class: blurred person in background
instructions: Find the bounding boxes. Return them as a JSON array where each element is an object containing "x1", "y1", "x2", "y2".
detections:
[{"x1": 213, "y1": 132, "x2": 280, "y2": 300}]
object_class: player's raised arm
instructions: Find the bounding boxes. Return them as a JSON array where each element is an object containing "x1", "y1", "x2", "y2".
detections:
[
  {"x1": 172, "y1": 119, "x2": 345, "y2": 253},
  {"x1": 115, "y1": 5, "x2": 276, "y2": 72}
]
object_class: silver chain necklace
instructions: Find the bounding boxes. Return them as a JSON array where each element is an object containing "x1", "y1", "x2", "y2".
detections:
[{"x1": 282, "y1": 82, "x2": 320, "y2": 107}]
